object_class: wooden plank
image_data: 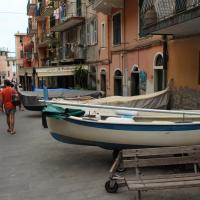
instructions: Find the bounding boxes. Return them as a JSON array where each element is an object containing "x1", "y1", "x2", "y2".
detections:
[
  {"x1": 122, "y1": 145, "x2": 200, "y2": 158},
  {"x1": 125, "y1": 172, "x2": 200, "y2": 182},
  {"x1": 127, "y1": 179, "x2": 200, "y2": 191},
  {"x1": 126, "y1": 174, "x2": 200, "y2": 185},
  {"x1": 123, "y1": 155, "x2": 200, "y2": 168}
]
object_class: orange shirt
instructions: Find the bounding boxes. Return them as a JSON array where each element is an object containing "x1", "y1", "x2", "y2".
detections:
[{"x1": 2, "y1": 87, "x2": 17, "y2": 109}]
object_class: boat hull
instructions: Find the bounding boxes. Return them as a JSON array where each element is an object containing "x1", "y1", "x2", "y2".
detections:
[
  {"x1": 20, "y1": 89, "x2": 103, "y2": 111},
  {"x1": 47, "y1": 116, "x2": 200, "y2": 150}
]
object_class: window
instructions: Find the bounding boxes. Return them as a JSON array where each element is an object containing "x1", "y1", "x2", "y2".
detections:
[
  {"x1": 86, "y1": 23, "x2": 90, "y2": 45},
  {"x1": 20, "y1": 36, "x2": 23, "y2": 43},
  {"x1": 113, "y1": 13, "x2": 121, "y2": 45},
  {"x1": 20, "y1": 50, "x2": 24, "y2": 58},
  {"x1": 87, "y1": 19, "x2": 98, "y2": 45},
  {"x1": 101, "y1": 23, "x2": 106, "y2": 47},
  {"x1": 76, "y1": 0, "x2": 82, "y2": 16},
  {"x1": 93, "y1": 19, "x2": 97, "y2": 44}
]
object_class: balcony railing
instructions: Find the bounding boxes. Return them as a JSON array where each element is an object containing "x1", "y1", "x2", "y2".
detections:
[
  {"x1": 60, "y1": 2, "x2": 86, "y2": 22},
  {"x1": 141, "y1": 0, "x2": 200, "y2": 28},
  {"x1": 58, "y1": 44, "x2": 86, "y2": 62},
  {"x1": 27, "y1": 0, "x2": 37, "y2": 16}
]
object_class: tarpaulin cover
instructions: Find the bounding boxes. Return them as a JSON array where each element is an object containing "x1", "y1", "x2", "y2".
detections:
[{"x1": 42, "y1": 104, "x2": 85, "y2": 120}]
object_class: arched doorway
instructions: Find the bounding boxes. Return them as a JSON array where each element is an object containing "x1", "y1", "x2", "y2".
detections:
[
  {"x1": 100, "y1": 69, "x2": 106, "y2": 96},
  {"x1": 154, "y1": 53, "x2": 165, "y2": 92},
  {"x1": 88, "y1": 66, "x2": 97, "y2": 90},
  {"x1": 131, "y1": 66, "x2": 140, "y2": 96},
  {"x1": 114, "y1": 70, "x2": 123, "y2": 96}
]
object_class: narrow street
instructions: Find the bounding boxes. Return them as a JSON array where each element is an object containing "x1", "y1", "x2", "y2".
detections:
[
  {"x1": 1, "y1": 110, "x2": 200, "y2": 200},
  {"x1": 0, "y1": 110, "x2": 130, "y2": 200}
]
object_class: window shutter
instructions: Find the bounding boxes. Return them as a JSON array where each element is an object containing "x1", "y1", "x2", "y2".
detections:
[
  {"x1": 113, "y1": 13, "x2": 121, "y2": 45},
  {"x1": 94, "y1": 19, "x2": 98, "y2": 44}
]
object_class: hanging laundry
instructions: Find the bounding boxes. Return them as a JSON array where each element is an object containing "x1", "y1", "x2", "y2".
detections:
[{"x1": 54, "y1": 8, "x2": 59, "y2": 20}]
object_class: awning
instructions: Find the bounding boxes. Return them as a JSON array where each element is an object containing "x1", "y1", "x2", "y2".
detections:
[
  {"x1": 36, "y1": 66, "x2": 76, "y2": 77},
  {"x1": 18, "y1": 65, "x2": 88, "y2": 77}
]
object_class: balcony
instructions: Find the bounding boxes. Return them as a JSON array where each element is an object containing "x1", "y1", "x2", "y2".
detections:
[
  {"x1": 92, "y1": 0, "x2": 123, "y2": 14},
  {"x1": 38, "y1": 33, "x2": 58, "y2": 48},
  {"x1": 58, "y1": 44, "x2": 86, "y2": 63},
  {"x1": 51, "y1": 2, "x2": 86, "y2": 32},
  {"x1": 35, "y1": 2, "x2": 45, "y2": 21},
  {"x1": 27, "y1": 18, "x2": 37, "y2": 35},
  {"x1": 24, "y1": 51, "x2": 32, "y2": 62},
  {"x1": 27, "y1": 0, "x2": 37, "y2": 16},
  {"x1": 141, "y1": 0, "x2": 200, "y2": 36},
  {"x1": 41, "y1": 0, "x2": 56, "y2": 16}
]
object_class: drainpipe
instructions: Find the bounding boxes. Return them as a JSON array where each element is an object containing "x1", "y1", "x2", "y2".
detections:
[
  {"x1": 163, "y1": 35, "x2": 168, "y2": 89},
  {"x1": 122, "y1": 0, "x2": 128, "y2": 96},
  {"x1": 107, "y1": 15, "x2": 111, "y2": 95}
]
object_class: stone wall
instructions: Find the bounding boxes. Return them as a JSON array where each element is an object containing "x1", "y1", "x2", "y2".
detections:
[{"x1": 170, "y1": 87, "x2": 200, "y2": 110}]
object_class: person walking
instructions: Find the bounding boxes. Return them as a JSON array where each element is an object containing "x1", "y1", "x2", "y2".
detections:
[
  {"x1": 0, "y1": 87, "x2": 3, "y2": 112},
  {"x1": 0, "y1": 80, "x2": 17, "y2": 134}
]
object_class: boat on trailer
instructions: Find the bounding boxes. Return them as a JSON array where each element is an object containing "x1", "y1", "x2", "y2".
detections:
[{"x1": 44, "y1": 104, "x2": 200, "y2": 150}]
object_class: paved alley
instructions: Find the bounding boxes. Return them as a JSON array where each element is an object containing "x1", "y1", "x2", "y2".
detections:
[{"x1": 0, "y1": 110, "x2": 200, "y2": 200}]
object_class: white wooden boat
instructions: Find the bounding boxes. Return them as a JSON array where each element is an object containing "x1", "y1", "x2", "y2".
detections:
[{"x1": 45, "y1": 104, "x2": 200, "y2": 150}]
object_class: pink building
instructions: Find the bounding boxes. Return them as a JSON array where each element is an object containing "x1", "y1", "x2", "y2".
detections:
[
  {"x1": 15, "y1": 33, "x2": 33, "y2": 90},
  {"x1": 94, "y1": 0, "x2": 165, "y2": 96}
]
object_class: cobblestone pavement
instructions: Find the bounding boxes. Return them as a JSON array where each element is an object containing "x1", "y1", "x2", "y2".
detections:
[{"x1": 0, "y1": 110, "x2": 200, "y2": 200}]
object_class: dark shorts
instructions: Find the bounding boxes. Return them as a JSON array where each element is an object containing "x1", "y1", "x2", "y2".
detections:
[{"x1": 5, "y1": 109, "x2": 16, "y2": 115}]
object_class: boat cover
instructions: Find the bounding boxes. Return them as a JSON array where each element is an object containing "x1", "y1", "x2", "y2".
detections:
[
  {"x1": 54, "y1": 87, "x2": 169, "y2": 109},
  {"x1": 42, "y1": 104, "x2": 85, "y2": 120},
  {"x1": 19, "y1": 88, "x2": 103, "y2": 111},
  {"x1": 87, "y1": 87, "x2": 169, "y2": 109}
]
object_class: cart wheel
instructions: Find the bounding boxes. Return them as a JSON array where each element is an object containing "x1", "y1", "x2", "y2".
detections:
[
  {"x1": 105, "y1": 180, "x2": 118, "y2": 193},
  {"x1": 117, "y1": 167, "x2": 126, "y2": 172}
]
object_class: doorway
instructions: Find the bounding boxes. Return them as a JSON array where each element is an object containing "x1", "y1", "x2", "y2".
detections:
[
  {"x1": 88, "y1": 66, "x2": 97, "y2": 90},
  {"x1": 154, "y1": 53, "x2": 165, "y2": 92},
  {"x1": 114, "y1": 70, "x2": 123, "y2": 96},
  {"x1": 100, "y1": 69, "x2": 106, "y2": 96},
  {"x1": 131, "y1": 66, "x2": 140, "y2": 96}
]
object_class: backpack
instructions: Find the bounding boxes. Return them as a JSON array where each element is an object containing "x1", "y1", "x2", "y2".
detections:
[{"x1": 12, "y1": 93, "x2": 20, "y2": 106}]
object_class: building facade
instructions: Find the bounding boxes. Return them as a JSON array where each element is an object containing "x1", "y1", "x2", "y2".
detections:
[
  {"x1": 141, "y1": 0, "x2": 200, "y2": 109},
  {"x1": 0, "y1": 48, "x2": 15, "y2": 85},
  {"x1": 16, "y1": 0, "x2": 200, "y2": 110},
  {"x1": 93, "y1": 0, "x2": 165, "y2": 96}
]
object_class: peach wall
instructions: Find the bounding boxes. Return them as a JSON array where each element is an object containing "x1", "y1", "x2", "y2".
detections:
[
  {"x1": 168, "y1": 36, "x2": 200, "y2": 90},
  {"x1": 15, "y1": 35, "x2": 24, "y2": 67},
  {"x1": 98, "y1": 13, "x2": 109, "y2": 61},
  {"x1": 106, "y1": 0, "x2": 163, "y2": 95},
  {"x1": 124, "y1": 0, "x2": 139, "y2": 47}
]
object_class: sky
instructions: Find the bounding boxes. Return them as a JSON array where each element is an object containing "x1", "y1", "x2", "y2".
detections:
[{"x1": 0, "y1": 0, "x2": 28, "y2": 55}]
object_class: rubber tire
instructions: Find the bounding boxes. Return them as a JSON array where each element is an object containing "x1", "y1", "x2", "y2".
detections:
[{"x1": 105, "y1": 180, "x2": 118, "y2": 193}]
